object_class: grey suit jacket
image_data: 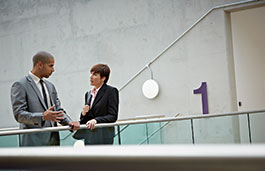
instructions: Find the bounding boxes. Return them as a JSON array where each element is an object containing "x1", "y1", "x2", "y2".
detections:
[{"x1": 10, "y1": 75, "x2": 72, "y2": 146}]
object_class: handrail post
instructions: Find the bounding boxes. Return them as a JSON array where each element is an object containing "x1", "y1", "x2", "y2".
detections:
[
  {"x1": 117, "y1": 126, "x2": 121, "y2": 145},
  {"x1": 247, "y1": 113, "x2": 252, "y2": 144},
  {"x1": 191, "y1": 119, "x2": 195, "y2": 144},
  {"x1": 159, "y1": 122, "x2": 163, "y2": 144},
  {"x1": 145, "y1": 123, "x2": 149, "y2": 144}
]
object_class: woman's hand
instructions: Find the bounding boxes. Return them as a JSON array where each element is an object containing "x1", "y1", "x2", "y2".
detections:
[
  {"x1": 86, "y1": 119, "x2": 97, "y2": 130},
  {"x1": 82, "y1": 105, "x2": 90, "y2": 116}
]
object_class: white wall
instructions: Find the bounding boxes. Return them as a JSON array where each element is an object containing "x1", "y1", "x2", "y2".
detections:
[{"x1": 0, "y1": 0, "x2": 242, "y2": 129}]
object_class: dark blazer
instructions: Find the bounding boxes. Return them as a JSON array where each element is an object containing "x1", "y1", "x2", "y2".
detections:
[
  {"x1": 77, "y1": 83, "x2": 119, "y2": 144},
  {"x1": 10, "y1": 75, "x2": 72, "y2": 146}
]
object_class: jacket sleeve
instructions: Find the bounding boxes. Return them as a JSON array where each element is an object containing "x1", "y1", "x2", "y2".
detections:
[
  {"x1": 95, "y1": 87, "x2": 119, "y2": 123},
  {"x1": 10, "y1": 81, "x2": 44, "y2": 126}
]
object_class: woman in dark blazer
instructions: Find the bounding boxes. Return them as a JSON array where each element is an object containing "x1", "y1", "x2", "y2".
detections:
[{"x1": 79, "y1": 64, "x2": 119, "y2": 145}]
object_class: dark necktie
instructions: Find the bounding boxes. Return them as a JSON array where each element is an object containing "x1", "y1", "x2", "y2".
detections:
[{"x1": 40, "y1": 80, "x2": 48, "y2": 108}]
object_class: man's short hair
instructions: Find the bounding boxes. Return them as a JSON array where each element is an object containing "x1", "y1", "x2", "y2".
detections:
[
  {"x1": 90, "y1": 64, "x2": 111, "y2": 84},
  {"x1": 33, "y1": 51, "x2": 54, "y2": 66}
]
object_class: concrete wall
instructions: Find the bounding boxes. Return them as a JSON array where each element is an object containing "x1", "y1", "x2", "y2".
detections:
[{"x1": 0, "y1": 0, "x2": 243, "y2": 129}]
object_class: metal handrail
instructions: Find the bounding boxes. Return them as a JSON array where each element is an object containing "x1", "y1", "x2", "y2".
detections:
[
  {"x1": 0, "y1": 127, "x2": 19, "y2": 132},
  {"x1": 117, "y1": 114, "x2": 165, "y2": 121},
  {"x1": 118, "y1": 0, "x2": 257, "y2": 91},
  {"x1": 0, "y1": 109, "x2": 264, "y2": 136},
  {"x1": 0, "y1": 114, "x2": 165, "y2": 132}
]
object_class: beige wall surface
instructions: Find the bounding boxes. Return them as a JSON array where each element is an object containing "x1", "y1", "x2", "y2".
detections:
[
  {"x1": 231, "y1": 5, "x2": 265, "y2": 143},
  {"x1": 231, "y1": 6, "x2": 265, "y2": 111}
]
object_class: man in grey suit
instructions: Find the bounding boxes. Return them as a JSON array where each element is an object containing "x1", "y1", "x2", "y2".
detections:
[{"x1": 10, "y1": 51, "x2": 80, "y2": 146}]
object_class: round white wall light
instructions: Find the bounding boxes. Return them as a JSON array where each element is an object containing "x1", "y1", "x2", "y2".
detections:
[{"x1": 142, "y1": 79, "x2": 159, "y2": 99}]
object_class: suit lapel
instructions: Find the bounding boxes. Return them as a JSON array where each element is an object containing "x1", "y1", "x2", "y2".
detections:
[
  {"x1": 91, "y1": 84, "x2": 106, "y2": 108},
  {"x1": 26, "y1": 75, "x2": 47, "y2": 110}
]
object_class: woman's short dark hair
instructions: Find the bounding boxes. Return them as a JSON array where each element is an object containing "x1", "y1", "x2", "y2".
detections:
[{"x1": 90, "y1": 64, "x2": 111, "y2": 84}]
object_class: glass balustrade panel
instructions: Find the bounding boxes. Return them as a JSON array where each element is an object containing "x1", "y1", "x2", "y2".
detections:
[
  {"x1": 249, "y1": 112, "x2": 265, "y2": 143},
  {"x1": 159, "y1": 120, "x2": 193, "y2": 144},
  {"x1": 193, "y1": 115, "x2": 245, "y2": 144},
  {"x1": 118, "y1": 123, "x2": 147, "y2": 144},
  {"x1": 145, "y1": 122, "x2": 163, "y2": 144},
  {"x1": 0, "y1": 134, "x2": 19, "y2": 148},
  {"x1": 238, "y1": 114, "x2": 251, "y2": 143}
]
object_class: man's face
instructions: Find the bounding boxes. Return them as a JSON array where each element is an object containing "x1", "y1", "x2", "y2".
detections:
[
  {"x1": 41, "y1": 58, "x2": 55, "y2": 78},
  {"x1": 90, "y1": 72, "x2": 105, "y2": 88}
]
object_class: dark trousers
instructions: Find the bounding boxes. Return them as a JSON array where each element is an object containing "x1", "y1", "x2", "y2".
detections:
[
  {"x1": 84, "y1": 127, "x2": 115, "y2": 145},
  {"x1": 73, "y1": 127, "x2": 115, "y2": 145}
]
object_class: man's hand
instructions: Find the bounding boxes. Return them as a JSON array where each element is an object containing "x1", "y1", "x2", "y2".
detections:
[
  {"x1": 86, "y1": 119, "x2": 97, "y2": 130},
  {"x1": 69, "y1": 121, "x2": 80, "y2": 131},
  {"x1": 82, "y1": 105, "x2": 90, "y2": 116},
  {"x1": 43, "y1": 105, "x2": 65, "y2": 122}
]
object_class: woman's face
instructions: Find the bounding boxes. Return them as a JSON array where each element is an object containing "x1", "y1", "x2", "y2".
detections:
[{"x1": 90, "y1": 72, "x2": 105, "y2": 88}]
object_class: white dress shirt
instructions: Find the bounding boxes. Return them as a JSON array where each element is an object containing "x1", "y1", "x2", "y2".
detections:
[
  {"x1": 90, "y1": 86, "x2": 101, "y2": 107},
  {"x1": 29, "y1": 71, "x2": 51, "y2": 108}
]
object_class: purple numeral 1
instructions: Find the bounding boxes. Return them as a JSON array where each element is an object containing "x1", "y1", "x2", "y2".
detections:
[{"x1": 193, "y1": 82, "x2": 209, "y2": 114}]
